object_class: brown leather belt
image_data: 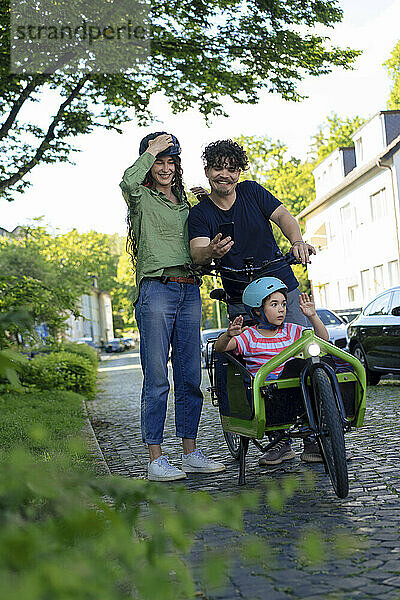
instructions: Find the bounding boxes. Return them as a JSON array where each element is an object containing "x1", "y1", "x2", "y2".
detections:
[
  {"x1": 166, "y1": 276, "x2": 198, "y2": 284},
  {"x1": 146, "y1": 276, "x2": 199, "y2": 285}
]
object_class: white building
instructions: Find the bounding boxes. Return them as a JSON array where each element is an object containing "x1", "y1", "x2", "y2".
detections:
[
  {"x1": 298, "y1": 110, "x2": 400, "y2": 312},
  {"x1": 65, "y1": 277, "x2": 114, "y2": 345}
]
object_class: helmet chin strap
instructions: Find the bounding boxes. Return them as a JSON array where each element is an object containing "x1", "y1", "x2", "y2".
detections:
[{"x1": 253, "y1": 310, "x2": 279, "y2": 331}]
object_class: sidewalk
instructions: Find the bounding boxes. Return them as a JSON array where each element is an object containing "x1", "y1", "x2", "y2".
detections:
[{"x1": 87, "y1": 349, "x2": 400, "y2": 600}]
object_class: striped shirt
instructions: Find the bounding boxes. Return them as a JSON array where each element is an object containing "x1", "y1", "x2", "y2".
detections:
[{"x1": 233, "y1": 323, "x2": 305, "y2": 378}]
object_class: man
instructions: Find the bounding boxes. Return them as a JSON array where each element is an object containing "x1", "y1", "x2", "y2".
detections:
[
  {"x1": 189, "y1": 139, "x2": 315, "y2": 327},
  {"x1": 188, "y1": 139, "x2": 320, "y2": 464}
]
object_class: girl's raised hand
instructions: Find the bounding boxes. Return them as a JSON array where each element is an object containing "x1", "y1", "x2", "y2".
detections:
[
  {"x1": 299, "y1": 292, "x2": 317, "y2": 318},
  {"x1": 227, "y1": 315, "x2": 244, "y2": 338}
]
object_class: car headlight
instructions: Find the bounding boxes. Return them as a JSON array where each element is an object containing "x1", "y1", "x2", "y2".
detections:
[{"x1": 307, "y1": 343, "x2": 321, "y2": 357}]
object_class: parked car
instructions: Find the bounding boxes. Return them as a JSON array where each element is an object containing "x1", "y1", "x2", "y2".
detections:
[
  {"x1": 201, "y1": 328, "x2": 226, "y2": 367},
  {"x1": 315, "y1": 308, "x2": 349, "y2": 350},
  {"x1": 347, "y1": 286, "x2": 400, "y2": 385},
  {"x1": 121, "y1": 337, "x2": 136, "y2": 350},
  {"x1": 73, "y1": 337, "x2": 96, "y2": 348},
  {"x1": 105, "y1": 338, "x2": 125, "y2": 353}
]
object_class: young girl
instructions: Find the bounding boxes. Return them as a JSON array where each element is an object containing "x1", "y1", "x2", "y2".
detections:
[
  {"x1": 214, "y1": 276, "x2": 329, "y2": 465},
  {"x1": 214, "y1": 276, "x2": 328, "y2": 376}
]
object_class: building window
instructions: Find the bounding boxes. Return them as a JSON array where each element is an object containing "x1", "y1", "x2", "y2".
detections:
[
  {"x1": 389, "y1": 260, "x2": 399, "y2": 286},
  {"x1": 361, "y1": 269, "x2": 371, "y2": 300},
  {"x1": 354, "y1": 204, "x2": 367, "y2": 226},
  {"x1": 327, "y1": 220, "x2": 337, "y2": 242},
  {"x1": 318, "y1": 283, "x2": 329, "y2": 306},
  {"x1": 355, "y1": 137, "x2": 363, "y2": 162},
  {"x1": 340, "y1": 203, "x2": 351, "y2": 224},
  {"x1": 336, "y1": 281, "x2": 341, "y2": 305},
  {"x1": 340, "y1": 203, "x2": 353, "y2": 252},
  {"x1": 370, "y1": 188, "x2": 387, "y2": 221},
  {"x1": 310, "y1": 223, "x2": 327, "y2": 250},
  {"x1": 373, "y1": 264, "x2": 384, "y2": 293},
  {"x1": 348, "y1": 285, "x2": 358, "y2": 303}
]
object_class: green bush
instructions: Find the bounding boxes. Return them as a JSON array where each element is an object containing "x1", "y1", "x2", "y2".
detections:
[
  {"x1": 22, "y1": 351, "x2": 97, "y2": 398},
  {"x1": 0, "y1": 448, "x2": 259, "y2": 600},
  {"x1": 60, "y1": 342, "x2": 99, "y2": 368}
]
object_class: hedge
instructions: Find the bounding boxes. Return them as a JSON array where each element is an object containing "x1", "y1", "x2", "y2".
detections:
[
  {"x1": 58, "y1": 342, "x2": 99, "y2": 368},
  {"x1": 22, "y1": 351, "x2": 97, "y2": 399}
]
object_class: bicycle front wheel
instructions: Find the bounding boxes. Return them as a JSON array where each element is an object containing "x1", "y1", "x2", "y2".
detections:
[{"x1": 312, "y1": 367, "x2": 349, "y2": 498}]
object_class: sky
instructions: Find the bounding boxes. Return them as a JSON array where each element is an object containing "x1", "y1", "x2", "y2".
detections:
[{"x1": 2, "y1": 0, "x2": 400, "y2": 236}]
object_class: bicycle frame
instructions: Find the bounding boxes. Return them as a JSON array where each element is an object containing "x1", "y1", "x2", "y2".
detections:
[
  {"x1": 201, "y1": 253, "x2": 366, "y2": 491},
  {"x1": 217, "y1": 330, "x2": 366, "y2": 440}
]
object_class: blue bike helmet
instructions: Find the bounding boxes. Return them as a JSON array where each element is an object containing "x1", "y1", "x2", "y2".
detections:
[
  {"x1": 242, "y1": 277, "x2": 288, "y2": 329},
  {"x1": 139, "y1": 131, "x2": 181, "y2": 157}
]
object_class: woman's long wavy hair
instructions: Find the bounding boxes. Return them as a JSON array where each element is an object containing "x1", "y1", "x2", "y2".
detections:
[{"x1": 126, "y1": 155, "x2": 186, "y2": 267}]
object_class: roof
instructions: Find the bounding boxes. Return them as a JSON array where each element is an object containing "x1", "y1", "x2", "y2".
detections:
[
  {"x1": 297, "y1": 133, "x2": 400, "y2": 220},
  {"x1": 350, "y1": 109, "x2": 400, "y2": 140}
]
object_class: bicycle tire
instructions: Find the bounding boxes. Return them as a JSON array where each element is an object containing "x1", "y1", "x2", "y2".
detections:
[
  {"x1": 311, "y1": 367, "x2": 349, "y2": 498},
  {"x1": 223, "y1": 431, "x2": 241, "y2": 460}
]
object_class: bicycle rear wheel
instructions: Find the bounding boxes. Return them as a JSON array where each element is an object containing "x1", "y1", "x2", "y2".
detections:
[
  {"x1": 312, "y1": 367, "x2": 349, "y2": 498},
  {"x1": 223, "y1": 431, "x2": 241, "y2": 460}
]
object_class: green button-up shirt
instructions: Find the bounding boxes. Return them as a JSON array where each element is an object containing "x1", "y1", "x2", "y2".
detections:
[{"x1": 120, "y1": 152, "x2": 193, "y2": 303}]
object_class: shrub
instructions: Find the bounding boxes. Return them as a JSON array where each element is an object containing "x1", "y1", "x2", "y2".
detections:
[
  {"x1": 22, "y1": 351, "x2": 97, "y2": 398},
  {"x1": 60, "y1": 342, "x2": 99, "y2": 368},
  {"x1": 0, "y1": 448, "x2": 259, "y2": 600}
]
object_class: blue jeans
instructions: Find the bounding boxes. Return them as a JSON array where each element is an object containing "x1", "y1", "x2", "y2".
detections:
[{"x1": 135, "y1": 279, "x2": 203, "y2": 444}]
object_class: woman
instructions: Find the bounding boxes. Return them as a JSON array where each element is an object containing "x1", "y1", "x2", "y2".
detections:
[{"x1": 120, "y1": 132, "x2": 225, "y2": 481}]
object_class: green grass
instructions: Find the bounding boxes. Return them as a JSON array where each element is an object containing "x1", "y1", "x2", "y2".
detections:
[{"x1": 0, "y1": 389, "x2": 92, "y2": 468}]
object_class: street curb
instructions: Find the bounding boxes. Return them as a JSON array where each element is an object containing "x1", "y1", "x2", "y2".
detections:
[{"x1": 82, "y1": 399, "x2": 111, "y2": 475}]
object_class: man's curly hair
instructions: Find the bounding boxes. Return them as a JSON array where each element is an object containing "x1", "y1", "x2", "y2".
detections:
[{"x1": 202, "y1": 140, "x2": 249, "y2": 171}]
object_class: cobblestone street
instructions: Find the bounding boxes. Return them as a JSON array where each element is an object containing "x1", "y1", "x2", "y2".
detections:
[{"x1": 87, "y1": 349, "x2": 400, "y2": 600}]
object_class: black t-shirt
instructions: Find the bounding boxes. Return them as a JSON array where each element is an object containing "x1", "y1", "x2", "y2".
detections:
[{"x1": 188, "y1": 180, "x2": 298, "y2": 300}]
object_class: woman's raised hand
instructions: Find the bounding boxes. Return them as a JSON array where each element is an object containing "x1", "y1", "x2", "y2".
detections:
[{"x1": 146, "y1": 134, "x2": 174, "y2": 156}]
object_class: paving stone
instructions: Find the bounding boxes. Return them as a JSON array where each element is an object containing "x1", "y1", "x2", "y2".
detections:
[
  {"x1": 383, "y1": 576, "x2": 400, "y2": 587},
  {"x1": 359, "y1": 583, "x2": 394, "y2": 596},
  {"x1": 361, "y1": 559, "x2": 385, "y2": 568},
  {"x1": 87, "y1": 350, "x2": 400, "y2": 600}
]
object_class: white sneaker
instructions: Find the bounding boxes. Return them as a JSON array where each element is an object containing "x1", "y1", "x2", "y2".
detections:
[
  {"x1": 182, "y1": 449, "x2": 226, "y2": 474},
  {"x1": 147, "y1": 456, "x2": 187, "y2": 481}
]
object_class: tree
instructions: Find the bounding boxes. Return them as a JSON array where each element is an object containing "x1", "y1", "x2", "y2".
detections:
[
  {"x1": 111, "y1": 251, "x2": 137, "y2": 330},
  {"x1": 0, "y1": 226, "x2": 125, "y2": 337},
  {"x1": 384, "y1": 39, "x2": 400, "y2": 109},
  {"x1": 309, "y1": 113, "x2": 366, "y2": 163},
  {"x1": 0, "y1": 273, "x2": 77, "y2": 340},
  {"x1": 0, "y1": 0, "x2": 360, "y2": 199},
  {"x1": 235, "y1": 135, "x2": 315, "y2": 218}
]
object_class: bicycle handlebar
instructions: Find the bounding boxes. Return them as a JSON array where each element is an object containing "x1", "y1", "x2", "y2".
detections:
[{"x1": 184, "y1": 250, "x2": 302, "y2": 283}]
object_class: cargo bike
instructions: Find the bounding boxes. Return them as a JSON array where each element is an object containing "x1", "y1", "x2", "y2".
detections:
[{"x1": 193, "y1": 253, "x2": 367, "y2": 499}]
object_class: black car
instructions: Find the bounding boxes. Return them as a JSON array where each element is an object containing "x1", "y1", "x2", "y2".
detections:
[
  {"x1": 121, "y1": 337, "x2": 136, "y2": 350},
  {"x1": 347, "y1": 286, "x2": 400, "y2": 384},
  {"x1": 105, "y1": 338, "x2": 125, "y2": 353}
]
